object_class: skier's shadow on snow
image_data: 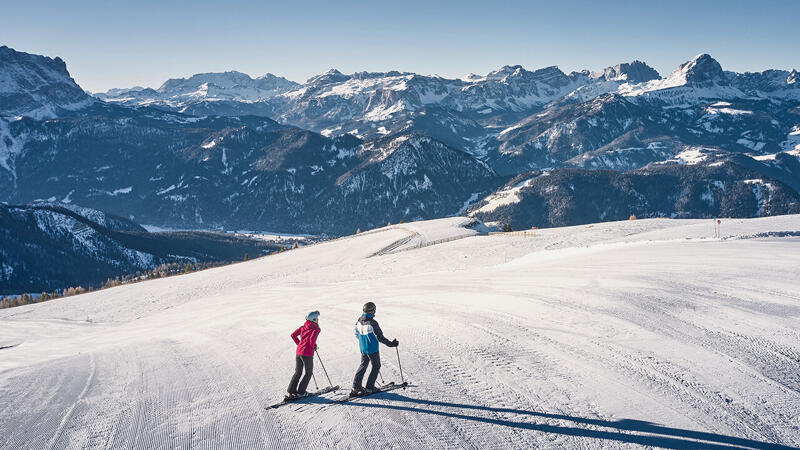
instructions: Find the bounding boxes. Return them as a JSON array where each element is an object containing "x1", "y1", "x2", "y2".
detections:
[{"x1": 340, "y1": 393, "x2": 794, "y2": 450}]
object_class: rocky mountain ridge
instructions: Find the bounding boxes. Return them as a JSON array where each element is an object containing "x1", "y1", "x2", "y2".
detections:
[{"x1": 0, "y1": 45, "x2": 94, "y2": 119}]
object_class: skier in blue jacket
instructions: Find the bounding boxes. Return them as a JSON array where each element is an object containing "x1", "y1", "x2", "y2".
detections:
[{"x1": 352, "y1": 301, "x2": 398, "y2": 395}]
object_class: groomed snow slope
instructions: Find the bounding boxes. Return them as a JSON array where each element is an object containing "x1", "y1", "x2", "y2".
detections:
[{"x1": 1, "y1": 216, "x2": 800, "y2": 449}]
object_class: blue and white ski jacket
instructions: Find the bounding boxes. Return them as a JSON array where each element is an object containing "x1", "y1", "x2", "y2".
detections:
[{"x1": 354, "y1": 313, "x2": 391, "y2": 354}]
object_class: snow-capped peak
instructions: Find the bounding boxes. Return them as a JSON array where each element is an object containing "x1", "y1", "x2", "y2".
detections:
[
  {"x1": 158, "y1": 71, "x2": 253, "y2": 92},
  {"x1": 664, "y1": 53, "x2": 728, "y2": 88},
  {"x1": 591, "y1": 60, "x2": 660, "y2": 83},
  {"x1": 306, "y1": 69, "x2": 350, "y2": 85},
  {"x1": 485, "y1": 65, "x2": 526, "y2": 81},
  {"x1": 616, "y1": 53, "x2": 750, "y2": 101}
]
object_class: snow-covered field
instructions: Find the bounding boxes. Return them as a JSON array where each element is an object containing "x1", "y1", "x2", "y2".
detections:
[{"x1": 1, "y1": 216, "x2": 800, "y2": 449}]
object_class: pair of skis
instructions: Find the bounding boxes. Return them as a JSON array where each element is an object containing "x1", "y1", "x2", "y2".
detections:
[
  {"x1": 266, "y1": 382, "x2": 410, "y2": 409},
  {"x1": 268, "y1": 348, "x2": 343, "y2": 409},
  {"x1": 269, "y1": 347, "x2": 409, "y2": 409},
  {"x1": 332, "y1": 381, "x2": 409, "y2": 403},
  {"x1": 266, "y1": 385, "x2": 340, "y2": 409}
]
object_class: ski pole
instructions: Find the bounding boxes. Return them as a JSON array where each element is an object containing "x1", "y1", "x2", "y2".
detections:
[
  {"x1": 312, "y1": 372, "x2": 319, "y2": 390},
  {"x1": 395, "y1": 346, "x2": 405, "y2": 385},
  {"x1": 378, "y1": 371, "x2": 385, "y2": 384},
  {"x1": 316, "y1": 350, "x2": 334, "y2": 388}
]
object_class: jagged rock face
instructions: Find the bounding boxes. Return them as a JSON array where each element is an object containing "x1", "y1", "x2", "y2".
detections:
[
  {"x1": 0, "y1": 46, "x2": 93, "y2": 118},
  {"x1": 592, "y1": 60, "x2": 660, "y2": 83},
  {"x1": 677, "y1": 53, "x2": 729, "y2": 87}
]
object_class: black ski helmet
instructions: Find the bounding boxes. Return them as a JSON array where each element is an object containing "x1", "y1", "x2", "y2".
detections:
[{"x1": 363, "y1": 301, "x2": 376, "y2": 313}]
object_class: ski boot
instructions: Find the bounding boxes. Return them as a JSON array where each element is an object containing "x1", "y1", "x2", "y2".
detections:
[{"x1": 350, "y1": 386, "x2": 365, "y2": 397}]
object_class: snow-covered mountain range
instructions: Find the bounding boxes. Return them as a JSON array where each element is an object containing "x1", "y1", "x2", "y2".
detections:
[
  {"x1": 94, "y1": 71, "x2": 297, "y2": 117},
  {"x1": 1, "y1": 45, "x2": 799, "y2": 236},
  {"x1": 97, "y1": 53, "x2": 800, "y2": 162}
]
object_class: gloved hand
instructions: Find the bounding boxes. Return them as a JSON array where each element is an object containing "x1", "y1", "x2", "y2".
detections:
[
  {"x1": 389, "y1": 339, "x2": 399, "y2": 347},
  {"x1": 315, "y1": 345, "x2": 318, "y2": 351}
]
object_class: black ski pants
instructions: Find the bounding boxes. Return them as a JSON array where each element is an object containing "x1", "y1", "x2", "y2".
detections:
[
  {"x1": 353, "y1": 351, "x2": 381, "y2": 389},
  {"x1": 288, "y1": 355, "x2": 314, "y2": 394}
]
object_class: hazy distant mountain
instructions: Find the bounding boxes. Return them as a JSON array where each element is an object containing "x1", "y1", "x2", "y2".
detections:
[{"x1": 94, "y1": 70, "x2": 298, "y2": 117}]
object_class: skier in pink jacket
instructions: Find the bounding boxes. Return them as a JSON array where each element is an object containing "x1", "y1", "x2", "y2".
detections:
[{"x1": 285, "y1": 311, "x2": 321, "y2": 400}]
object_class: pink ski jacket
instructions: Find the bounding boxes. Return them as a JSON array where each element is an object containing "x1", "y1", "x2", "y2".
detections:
[{"x1": 291, "y1": 320, "x2": 320, "y2": 357}]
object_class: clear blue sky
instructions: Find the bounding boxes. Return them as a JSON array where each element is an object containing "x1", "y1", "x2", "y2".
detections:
[{"x1": 2, "y1": 0, "x2": 798, "y2": 92}]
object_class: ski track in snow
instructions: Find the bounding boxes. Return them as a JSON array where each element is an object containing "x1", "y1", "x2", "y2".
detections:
[{"x1": 1, "y1": 216, "x2": 800, "y2": 449}]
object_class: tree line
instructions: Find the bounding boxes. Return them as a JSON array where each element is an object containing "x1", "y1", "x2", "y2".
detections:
[{"x1": 0, "y1": 260, "x2": 230, "y2": 309}]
